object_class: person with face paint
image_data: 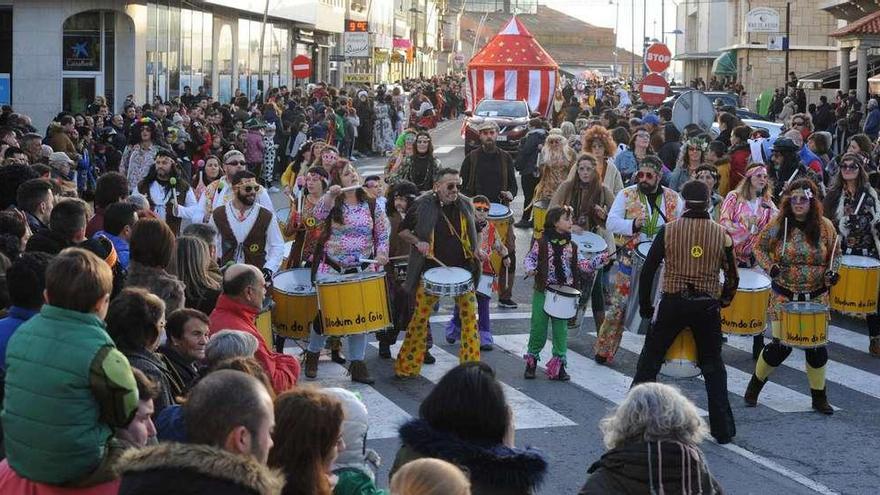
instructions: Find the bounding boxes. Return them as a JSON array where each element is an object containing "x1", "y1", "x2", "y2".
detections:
[
  {"x1": 395, "y1": 168, "x2": 484, "y2": 378},
  {"x1": 198, "y1": 150, "x2": 276, "y2": 223},
  {"x1": 210, "y1": 170, "x2": 285, "y2": 278},
  {"x1": 137, "y1": 149, "x2": 200, "y2": 236},
  {"x1": 746, "y1": 179, "x2": 841, "y2": 415},
  {"x1": 594, "y1": 155, "x2": 684, "y2": 364},
  {"x1": 632, "y1": 180, "x2": 739, "y2": 444},
  {"x1": 823, "y1": 153, "x2": 880, "y2": 356}
]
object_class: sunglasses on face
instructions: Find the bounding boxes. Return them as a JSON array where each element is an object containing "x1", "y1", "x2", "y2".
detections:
[
  {"x1": 790, "y1": 196, "x2": 810, "y2": 204},
  {"x1": 445, "y1": 183, "x2": 460, "y2": 191},
  {"x1": 636, "y1": 171, "x2": 656, "y2": 180},
  {"x1": 416, "y1": 139, "x2": 431, "y2": 144},
  {"x1": 475, "y1": 206, "x2": 490, "y2": 212},
  {"x1": 226, "y1": 160, "x2": 245, "y2": 166},
  {"x1": 840, "y1": 163, "x2": 860, "y2": 171},
  {"x1": 238, "y1": 184, "x2": 261, "y2": 193}
]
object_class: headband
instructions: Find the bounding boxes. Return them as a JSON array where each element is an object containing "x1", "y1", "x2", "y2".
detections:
[{"x1": 745, "y1": 166, "x2": 767, "y2": 178}]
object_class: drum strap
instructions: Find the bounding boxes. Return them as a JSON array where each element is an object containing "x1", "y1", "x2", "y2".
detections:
[
  {"x1": 771, "y1": 281, "x2": 828, "y2": 301},
  {"x1": 439, "y1": 210, "x2": 473, "y2": 258}
]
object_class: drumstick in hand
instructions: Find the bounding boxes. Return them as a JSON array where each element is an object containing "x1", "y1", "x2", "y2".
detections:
[{"x1": 428, "y1": 255, "x2": 448, "y2": 268}]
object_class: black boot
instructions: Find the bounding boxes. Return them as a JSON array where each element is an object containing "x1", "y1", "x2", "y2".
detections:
[
  {"x1": 752, "y1": 335, "x2": 764, "y2": 361},
  {"x1": 524, "y1": 355, "x2": 537, "y2": 379},
  {"x1": 744, "y1": 375, "x2": 766, "y2": 407},
  {"x1": 378, "y1": 342, "x2": 391, "y2": 359},
  {"x1": 331, "y1": 348, "x2": 347, "y2": 365},
  {"x1": 303, "y1": 351, "x2": 319, "y2": 379},
  {"x1": 556, "y1": 363, "x2": 570, "y2": 381},
  {"x1": 811, "y1": 388, "x2": 834, "y2": 415},
  {"x1": 423, "y1": 350, "x2": 436, "y2": 364}
]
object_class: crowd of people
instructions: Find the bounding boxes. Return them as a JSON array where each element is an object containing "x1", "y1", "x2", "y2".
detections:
[{"x1": 0, "y1": 68, "x2": 875, "y2": 493}]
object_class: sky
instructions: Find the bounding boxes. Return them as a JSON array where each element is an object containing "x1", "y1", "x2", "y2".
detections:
[{"x1": 540, "y1": 0, "x2": 680, "y2": 56}]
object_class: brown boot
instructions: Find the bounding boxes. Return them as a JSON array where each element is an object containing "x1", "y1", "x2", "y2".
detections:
[
  {"x1": 349, "y1": 360, "x2": 375, "y2": 385},
  {"x1": 744, "y1": 375, "x2": 766, "y2": 407},
  {"x1": 811, "y1": 388, "x2": 834, "y2": 415},
  {"x1": 870, "y1": 337, "x2": 880, "y2": 357},
  {"x1": 303, "y1": 351, "x2": 319, "y2": 379}
]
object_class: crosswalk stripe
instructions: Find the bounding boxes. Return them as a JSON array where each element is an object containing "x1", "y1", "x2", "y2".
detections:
[
  {"x1": 723, "y1": 334, "x2": 880, "y2": 400},
  {"x1": 492, "y1": 333, "x2": 710, "y2": 416},
  {"x1": 616, "y1": 333, "x2": 828, "y2": 413},
  {"x1": 368, "y1": 341, "x2": 576, "y2": 431},
  {"x1": 828, "y1": 324, "x2": 870, "y2": 352},
  {"x1": 433, "y1": 145, "x2": 460, "y2": 154},
  {"x1": 428, "y1": 309, "x2": 591, "y2": 323},
  {"x1": 311, "y1": 362, "x2": 411, "y2": 440}
]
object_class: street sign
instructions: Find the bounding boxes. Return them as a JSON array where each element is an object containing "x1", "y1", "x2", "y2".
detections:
[
  {"x1": 292, "y1": 55, "x2": 312, "y2": 79},
  {"x1": 746, "y1": 7, "x2": 780, "y2": 33},
  {"x1": 639, "y1": 73, "x2": 669, "y2": 106},
  {"x1": 672, "y1": 90, "x2": 715, "y2": 133},
  {"x1": 644, "y1": 43, "x2": 672, "y2": 73}
]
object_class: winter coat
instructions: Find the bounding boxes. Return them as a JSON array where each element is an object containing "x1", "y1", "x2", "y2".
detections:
[
  {"x1": 390, "y1": 419, "x2": 548, "y2": 495},
  {"x1": 324, "y1": 388, "x2": 385, "y2": 495},
  {"x1": 25, "y1": 229, "x2": 77, "y2": 255},
  {"x1": 728, "y1": 144, "x2": 752, "y2": 190},
  {"x1": 46, "y1": 124, "x2": 78, "y2": 160},
  {"x1": 118, "y1": 442, "x2": 285, "y2": 495},
  {"x1": 125, "y1": 262, "x2": 186, "y2": 315},
  {"x1": 122, "y1": 347, "x2": 182, "y2": 415},
  {"x1": 245, "y1": 130, "x2": 265, "y2": 164},
  {"x1": 579, "y1": 441, "x2": 723, "y2": 495},
  {"x1": 515, "y1": 128, "x2": 547, "y2": 175}
]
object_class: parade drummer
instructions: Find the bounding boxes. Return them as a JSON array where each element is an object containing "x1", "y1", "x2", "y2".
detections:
[
  {"x1": 746, "y1": 178, "x2": 840, "y2": 415},
  {"x1": 632, "y1": 181, "x2": 739, "y2": 444},
  {"x1": 550, "y1": 152, "x2": 615, "y2": 330},
  {"x1": 523, "y1": 206, "x2": 609, "y2": 382},
  {"x1": 283, "y1": 166, "x2": 329, "y2": 269},
  {"x1": 302, "y1": 163, "x2": 389, "y2": 385},
  {"x1": 460, "y1": 121, "x2": 519, "y2": 309},
  {"x1": 719, "y1": 163, "x2": 779, "y2": 359},
  {"x1": 395, "y1": 167, "x2": 484, "y2": 379},
  {"x1": 822, "y1": 152, "x2": 880, "y2": 356},
  {"x1": 445, "y1": 195, "x2": 509, "y2": 351},
  {"x1": 594, "y1": 156, "x2": 683, "y2": 364},
  {"x1": 199, "y1": 150, "x2": 276, "y2": 223}
]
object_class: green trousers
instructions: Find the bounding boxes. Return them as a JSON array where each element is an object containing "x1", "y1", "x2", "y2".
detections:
[{"x1": 526, "y1": 290, "x2": 568, "y2": 361}]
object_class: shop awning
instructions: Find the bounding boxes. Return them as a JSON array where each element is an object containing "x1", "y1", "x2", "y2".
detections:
[
  {"x1": 797, "y1": 55, "x2": 880, "y2": 90},
  {"x1": 712, "y1": 51, "x2": 737, "y2": 76}
]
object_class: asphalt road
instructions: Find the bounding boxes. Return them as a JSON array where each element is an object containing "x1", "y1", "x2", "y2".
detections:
[{"x1": 273, "y1": 119, "x2": 880, "y2": 495}]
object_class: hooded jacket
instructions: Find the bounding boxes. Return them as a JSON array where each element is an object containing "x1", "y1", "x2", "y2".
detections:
[
  {"x1": 579, "y1": 440, "x2": 723, "y2": 495},
  {"x1": 117, "y1": 442, "x2": 285, "y2": 495},
  {"x1": 391, "y1": 419, "x2": 547, "y2": 495}
]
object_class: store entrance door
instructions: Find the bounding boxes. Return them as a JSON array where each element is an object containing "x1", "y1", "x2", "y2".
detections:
[{"x1": 63, "y1": 75, "x2": 101, "y2": 114}]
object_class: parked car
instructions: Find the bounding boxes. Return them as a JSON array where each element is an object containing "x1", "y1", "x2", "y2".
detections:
[
  {"x1": 663, "y1": 91, "x2": 744, "y2": 111},
  {"x1": 711, "y1": 118, "x2": 782, "y2": 140},
  {"x1": 463, "y1": 99, "x2": 531, "y2": 156}
]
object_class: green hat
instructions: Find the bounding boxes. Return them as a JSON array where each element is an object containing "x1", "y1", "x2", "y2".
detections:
[{"x1": 245, "y1": 118, "x2": 266, "y2": 130}]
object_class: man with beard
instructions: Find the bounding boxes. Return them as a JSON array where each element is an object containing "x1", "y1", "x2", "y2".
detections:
[
  {"x1": 460, "y1": 121, "x2": 519, "y2": 308},
  {"x1": 210, "y1": 170, "x2": 284, "y2": 279},
  {"x1": 199, "y1": 149, "x2": 275, "y2": 223},
  {"x1": 138, "y1": 149, "x2": 200, "y2": 236},
  {"x1": 594, "y1": 156, "x2": 684, "y2": 364}
]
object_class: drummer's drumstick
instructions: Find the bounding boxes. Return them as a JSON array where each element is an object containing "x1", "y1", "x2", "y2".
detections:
[
  {"x1": 782, "y1": 217, "x2": 788, "y2": 255},
  {"x1": 428, "y1": 255, "x2": 448, "y2": 267},
  {"x1": 855, "y1": 192, "x2": 866, "y2": 215},
  {"x1": 828, "y1": 234, "x2": 838, "y2": 272},
  {"x1": 389, "y1": 255, "x2": 409, "y2": 261},
  {"x1": 340, "y1": 184, "x2": 362, "y2": 193}
]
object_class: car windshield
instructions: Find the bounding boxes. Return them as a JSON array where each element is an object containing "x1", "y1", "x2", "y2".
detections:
[{"x1": 475, "y1": 100, "x2": 527, "y2": 118}]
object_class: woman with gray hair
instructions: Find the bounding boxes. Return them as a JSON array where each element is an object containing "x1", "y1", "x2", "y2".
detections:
[
  {"x1": 204, "y1": 329, "x2": 259, "y2": 368},
  {"x1": 579, "y1": 383, "x2": 723, "y2": 494}
]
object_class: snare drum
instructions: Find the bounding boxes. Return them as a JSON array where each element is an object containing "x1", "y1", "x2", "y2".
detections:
[
  {"x1": 720, "y1": 269, "x2": 771, "y2": 336},
  {"x1": 317, "y1": 272, "x2": 391, "y2": 336},
  {"x1": 272, "y1": 269, "x2": 318, "y2": 339},
  {"x1": 660, "y1": 328, "x2": 700, "y2": 378},
  {"x1": 543, "y1": 285, "x2": 581, "y2": 319},
  {"x1": 830, "y1": 255, "x2": 880, "y2": 314},
  {"x1": 423, "y1": 267, "x2": 473, "y2": 297},
  {"x1": 532, "y1": 200, "x2": 549, "y2": 238},
  {"x1": 476, "y1": 271, "x2": 495, "y2": 297},
  {"x1": 777, "y1": 301, "x2": 828, "y2": 348},
  {"x1": 572, "y1": 231, "x2": 608, "y2": 260}
]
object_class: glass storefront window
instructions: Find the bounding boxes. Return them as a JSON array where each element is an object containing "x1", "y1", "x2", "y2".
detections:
[
  {"x1": 238, "y1": 18, "x2": 250, "y2": 99},
  {"x1": 218, "y1": 24, "x2": 233, "y2": 103},
  {"x1": 203, "y1": 12, "x2": 213, "y2": 94},
  {"x1": 63, "y1": 11, "x2": 101, "y2": 72},
  {"x1": 168, "y1": 6, "x2": 180, "y2": 99}
]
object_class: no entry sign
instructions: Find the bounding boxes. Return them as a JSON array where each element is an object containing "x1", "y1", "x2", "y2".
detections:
[
  {"x1": 292, "y1": 55, "x2": 312, "y2": 79},
  {"x1": 639, "y1": 73, "x2": 670, "y2": 106},
  {"x1": 644, "y1": 43, "x2": 672, "y2": 73}
]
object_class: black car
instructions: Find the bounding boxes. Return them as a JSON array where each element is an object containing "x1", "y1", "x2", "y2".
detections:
[{"x1": 463, "y1": 99, "x2": 531, "y2": 156}]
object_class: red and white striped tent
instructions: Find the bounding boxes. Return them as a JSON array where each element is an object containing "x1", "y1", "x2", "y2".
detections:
[{"x1": 466, "y1": 17, "x2": 559, "y2": 117}]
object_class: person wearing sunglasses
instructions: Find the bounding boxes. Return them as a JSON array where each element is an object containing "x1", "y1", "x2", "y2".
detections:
[
  {"x1": 747, "y1": 179, "x2": 840, "y2": 415},
  {"x1": 198, "y1": 149, "x2": 276, "y2": 224},
  {"x1": 823, "y1": 153, "x2": 880, "y2": 356},
  {"x1": 460, "y1": 121, "x2": 519, "y2": 309},
  {"x1": 136, "y1": 149, "x2": 200, "y2": 237},
  {"x1": 632, "y1": 180, "x2": 739, "y2": 444},
  {"x1": 594, "y1": 156, "x2": 684, "y2": 365},
  {"x1": 395, "y1": 168, "x2": 485, "y2": 379}
]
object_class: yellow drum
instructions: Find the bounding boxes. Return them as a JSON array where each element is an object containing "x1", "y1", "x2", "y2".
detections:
[
  {"x1": 489, "y1": 203, "x2": 511, "y2": 275},
  {"x1": 272, "y1": 269, "x2": 317, "y2": 339},
  {"x1": 777, "y1": 301, "x2": 828, "y2": 348},
  {"x1": 660, "y1": 328, "x2": 700, "y2": 378},
  {"x1": 830, "y1": 254, "x2": 880, "y2": 314},
  {"x1": 721, "y1": 269, "x2": 771, "y2": 335},
  {"x1": 255, "y1": 309, "x2": 273, "y2": 348},
  {"x1": 532, "y1": 200, "x2": 549, "y2": 238},
  {"x1": 317, "y1": 272, "x2": 390, "y2": 336}
]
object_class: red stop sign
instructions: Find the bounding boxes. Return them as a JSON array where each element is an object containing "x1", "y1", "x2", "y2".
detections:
[
  {"x1": 639, "y1": 73, "x2": 670, "y2": 106},
  {"x1": 644, "y1": 43, "x2": 672, "y2": 73},
  {"x1": 292, "y1": 55, "x2": 312, "y2": 79}
]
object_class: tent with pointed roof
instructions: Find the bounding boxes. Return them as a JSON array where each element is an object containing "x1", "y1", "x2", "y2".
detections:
[{"x1": 466, "y1": 16, "x2": 560, "y2": 117}]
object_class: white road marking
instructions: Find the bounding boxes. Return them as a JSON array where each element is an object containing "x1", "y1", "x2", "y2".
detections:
[
  {"x1": 428, "y1": 309, "x2": 592, "y2": 323},
  {"x1": 717, "y1": 442, "x2": 840, "y2": 495},
  {"x1": 311, "y1": 362, "x2": 411, "y2": 440},
  {"x1": 827, "y1": 324, "x2": 871, "y2": 352},
  {"x1": 616, "y1": 333, "x2": 830, "y2": 413},
  {"x1": 433, "y1": 145, "x2": 460, "y2": 154},
  {"x1": 369, "y1": 341, "x2": 576, "y2": 431},
  {"x1": 493, "y1": 333, "x2": 709, "y2": 416},
  {"x1": 724, "y1": 335, "x2": 880, "y2": 400}
]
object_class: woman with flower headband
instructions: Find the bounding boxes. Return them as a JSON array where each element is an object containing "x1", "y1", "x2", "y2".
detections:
[
  {"x1": 823, "y1": 152, "x2": 880, "y2": 356},
  {"x1": 668, "y1": 136, "x2": 707, "y2": 192},
  {"x1": 120, "y1": 117, "x2": 163, "y2": 193},
  {"x1": 745, "y1": 178, "x2": 840, "y2": 414},
  {"x1": 283, "y1": 166, "x2": 330, "y2": 269}
]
